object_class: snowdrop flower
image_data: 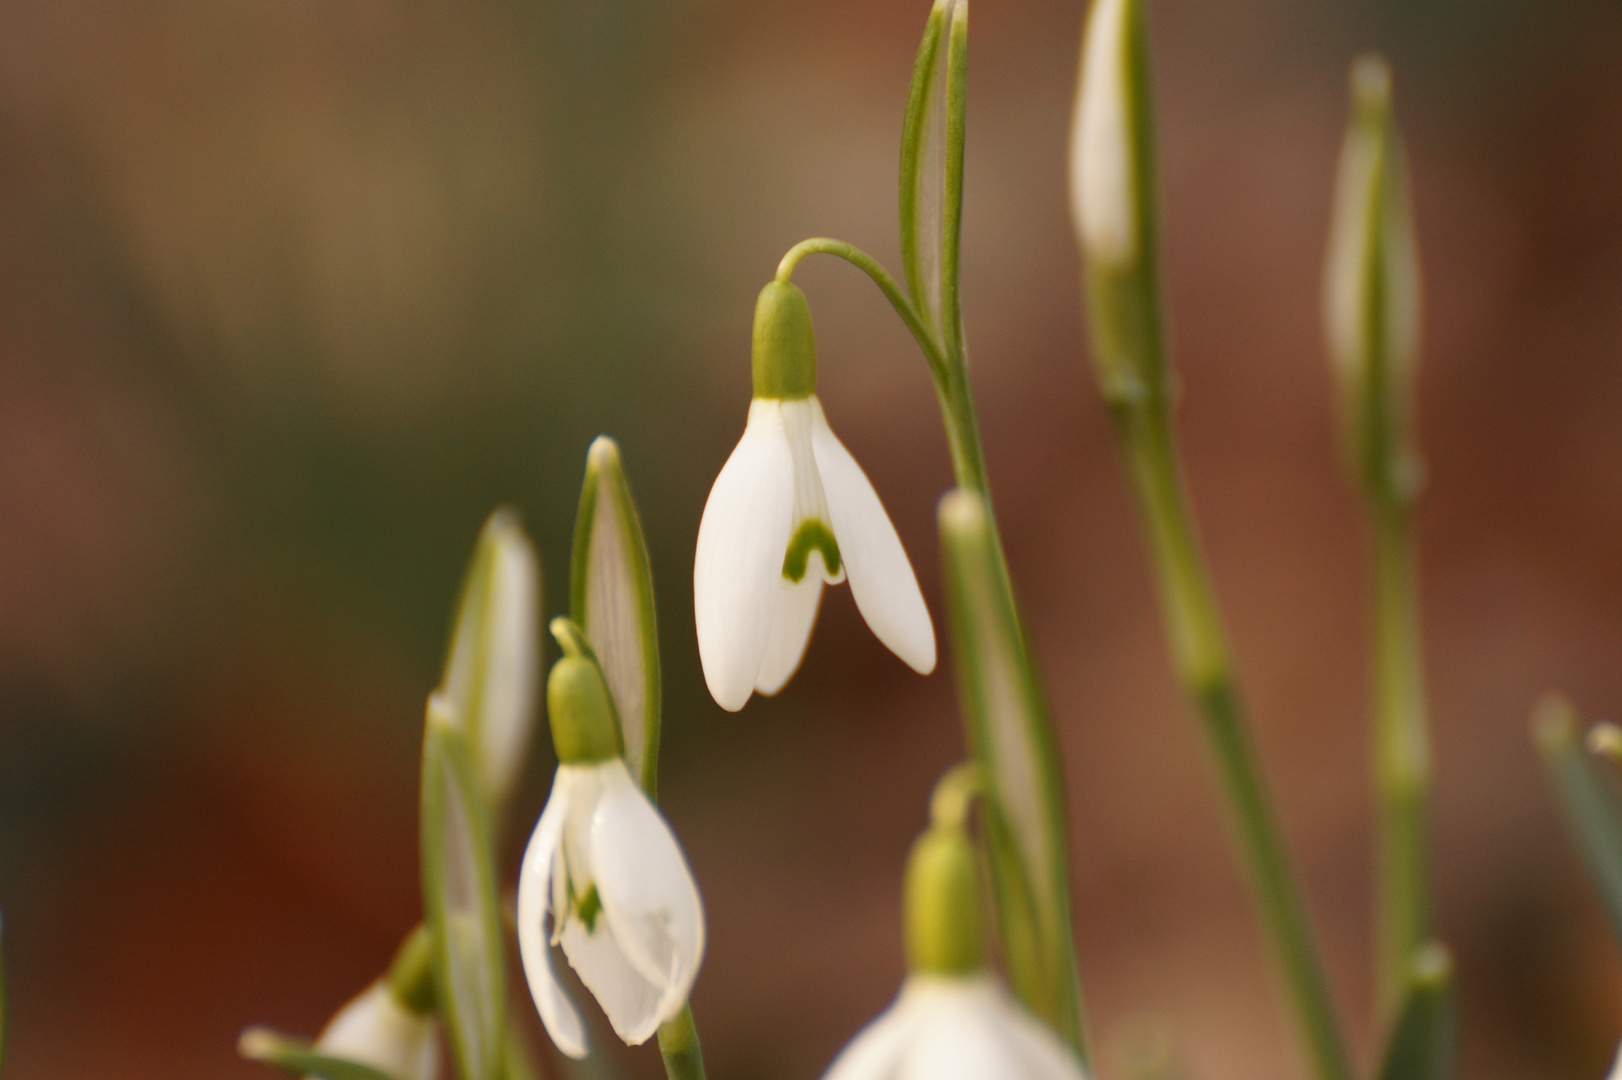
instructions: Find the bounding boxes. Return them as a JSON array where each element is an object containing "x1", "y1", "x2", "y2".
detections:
[
  {"x1": 308, "y1": 981, "x2": 441, "y2": 1080},
  {"x1": 820, "y1": 773, "x2": 1088, "y2": 1080},
  {"x1": 517, "y1": 626, "x2": 705, "y2": 1058},
  {"x1": 695, "y1": 279, "x2": 935, "y2": 711}
]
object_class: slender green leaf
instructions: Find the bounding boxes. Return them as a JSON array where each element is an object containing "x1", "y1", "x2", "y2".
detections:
[
  {"x1": 421, "y1": 700, "x2": 507, "y2": 1080},
  {"x1": 440, "y1": 508, "x2": 542, "y2": 810},
  {"x1": 570, "y1": 436, "x2": 662, "y2": 796},
  {"x1": 1376, "y1": 944, "x2": 1455, "y2": 1080},
  {"x1": 1534, "y1": 693, "x2": 1622, "y2": 942},
  {"x1": 899, "y1": 0, "x2": 966, "y2": 350},
  {"x1": 938, "y1": 489, "x2": 1086, "y2": 1058},
  {"x1": 238, "y1": 1028, "x2": 402, "y2": 1080}
]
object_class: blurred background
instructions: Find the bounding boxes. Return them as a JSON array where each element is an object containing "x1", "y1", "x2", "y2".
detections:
[{"x1": 1, "y1": 0, "x2": 1620, "y2": 1077}]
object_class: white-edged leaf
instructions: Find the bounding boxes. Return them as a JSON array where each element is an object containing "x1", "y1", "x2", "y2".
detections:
[
  {"x1": 420, "y1": 701, "x2": 506, "y2": 1080},
  {"x1": 571, "y1": 437, "x2": 662, "y2": 795}
]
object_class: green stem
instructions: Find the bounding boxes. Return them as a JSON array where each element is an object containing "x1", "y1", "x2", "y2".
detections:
[
  {"x1": 657, "y1": 1005, "x2": 707, "y2": 1080},
  {"x1": 1371, "y1": 499, "x2": 1429, "y2": 1018},
  {"x1": 1109, "y1": 401, "x2": 1352, "y2": 1080}
]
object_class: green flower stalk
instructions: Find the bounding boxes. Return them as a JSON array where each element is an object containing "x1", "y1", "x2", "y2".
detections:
[
  {"x1": 1070, "y1": 2, "x2": 1350, "y2": 1079},
  {"x1": 1324, "y1": 55, "x2": 1430, "y2": 1017}
]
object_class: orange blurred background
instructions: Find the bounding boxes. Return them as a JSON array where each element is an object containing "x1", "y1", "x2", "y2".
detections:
[{"x1": 1, "y1": 1, "x2": 1620, "y2": 1078}]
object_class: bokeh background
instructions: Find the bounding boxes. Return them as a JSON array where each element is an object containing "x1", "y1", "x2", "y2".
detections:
[{"x1": 2, "y1": 0, "x2": 1620, "y2": 1077}]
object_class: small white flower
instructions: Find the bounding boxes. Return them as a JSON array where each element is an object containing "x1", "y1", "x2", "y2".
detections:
[
  {"x1": 694, "y1": 395, "x2": 936, "y2": 711},
  {"x1": 516, "y1": 758, "x2": 705, "y2": 1058},
  {"x1": 310, "y1": 982, "x2": 440, "y2": 1080},
  {"x1": 822, "y1": 974, "x2": 1089, "y2": 1080}
]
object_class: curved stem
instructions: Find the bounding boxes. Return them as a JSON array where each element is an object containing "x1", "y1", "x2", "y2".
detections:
[{"x1": 776, "y1": 238, "x2": 990, "y2": 496}]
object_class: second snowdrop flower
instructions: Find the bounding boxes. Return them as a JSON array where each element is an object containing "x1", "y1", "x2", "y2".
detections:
[
  {"x1": 820, "y1": 772, "x2": 1088, "y2": 1080},
  {"x1": 695, "y1": 280, "x2": 936, "y2": 712},
  {"x1": 517, "y1": 621, "x2": 705, "y2": 1058}
]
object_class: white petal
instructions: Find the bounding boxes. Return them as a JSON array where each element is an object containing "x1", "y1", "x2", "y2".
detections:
[
  {"x1": 590, "y1": 760, "x2": 706, "y2": 1027},
  {"x1": 559, "y1": 914, "x2": 666, "y2": 1046},
  {"x1": 808, "y1": 400, "x2": 936, "y2": 674},
  {"x1": 820, "y1": 988, "x2": 927, "y2": 1080},
  {"x1": 516, "y1": 772, "x2": 588, "y2": 1059},
  {"x1": 992, "y1": 993, "x2": 1091, "y2": 1080},
  {"x1": 896, "y1": 978, "x2": 1017, "y2": 1080},
  {"x1": 694, "y1": 399, "x2": 796, "y2": 711},
  {"x1": 754, "y1": 564, "x2": 825, "y2": 696},
  {"x1": 314, "y1": 983, "x2": 441, "y2": 1080}
]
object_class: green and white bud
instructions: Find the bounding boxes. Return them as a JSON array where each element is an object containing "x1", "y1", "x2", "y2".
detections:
[
  {"x1": 1324, "y1": 54, "x2": 1422, "y2": 502},
  {"x1": 1070, "y1": 0, "x2": 1164, "y2": 408},
  {"x1": 571, "y1": 437, "x2": 661, "y2": 793},
  {"x1": 546, "y1": 618, "x2": 624, "y2": 766},
  {"x1": 439, "y1": 508, "x2": 541, "y2": 809},
  {"x1": 1070, "y1": 0, "x2": 1142, "y2": 270},
  {"x1": 752, "y1": 280, "x2": 818, "y2": 400}
]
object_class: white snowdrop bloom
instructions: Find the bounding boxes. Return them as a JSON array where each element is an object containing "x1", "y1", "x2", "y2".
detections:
[
  {"x1": 310, "y1": 982, "x2": 441, "y2": 1080},
  {"x1": 821, "y1": 974, "x2": 1089, "y2": 1080},
  {"x1": 517, "y1": 647, "x2": 705, "y2": 1059},
  {"x1": 695, "y1": 280, "x2": 935, "y2": 712},
  {"x1": 825, "y1": 785, "x2": 1088, "y2": 1080}
]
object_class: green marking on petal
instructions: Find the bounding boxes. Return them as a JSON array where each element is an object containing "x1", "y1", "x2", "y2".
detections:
[
  {"x1": 575, "y1": 884, "x2": 603, "y2": 933},
  {"x1": 782, "y1": 520, "x2": 841, "y2": 583}
]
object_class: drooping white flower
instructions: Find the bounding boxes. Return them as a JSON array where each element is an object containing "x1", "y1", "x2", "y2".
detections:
[
  {"x1": 517, "y1": 755, "x2": 705, "y2": 1058},
  {"x1": 695, "y1": 395, "x2": 936, "y2": 711},
  {"x1": 822, "y1": 975, "x2": 1088, "y2": 1080},
  {"x1": 309, "y1": 982, "x2": 441, "y2": 1080}
]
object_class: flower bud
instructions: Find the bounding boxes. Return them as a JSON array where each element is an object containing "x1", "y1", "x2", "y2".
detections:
[
  {"x1": 439, "y1": 508, "x2": 541, "y2": 809},
  {"x1": 751, "y1": 280, "x2": 817, "y2": 400},
  {"x1": 1324, "y1": 54, "x2": 1421, "y2": 501}
]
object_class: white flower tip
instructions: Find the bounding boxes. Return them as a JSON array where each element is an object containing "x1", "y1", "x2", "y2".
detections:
[
  {"x1": 1351, "y1": 52, "x2": 1391, "y2": 112},
  {"x1": 1071, "y1": 0, "x2": 1137, "y2": 269},
  {"x1": 587, "y1": 434, "x2": 622, "y2": 472}
]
